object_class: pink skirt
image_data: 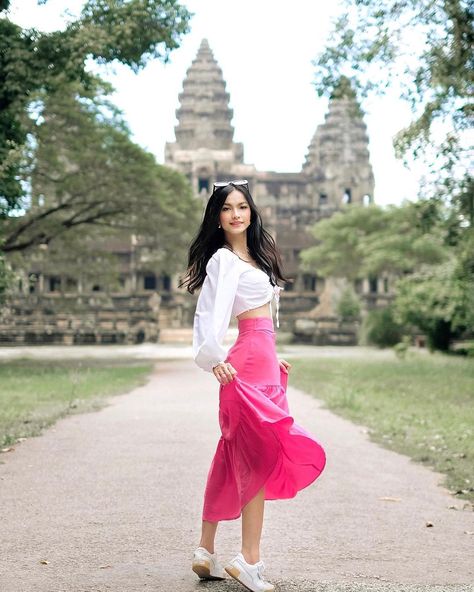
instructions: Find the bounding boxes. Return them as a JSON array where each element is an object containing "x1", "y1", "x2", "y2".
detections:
[{"x1": 202, "y1": 316, "x2": 326, "y2": 522}]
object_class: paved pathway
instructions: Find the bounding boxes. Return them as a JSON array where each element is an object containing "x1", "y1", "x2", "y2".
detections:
[{"x1": 1, "y1": 358, "x2": 473, "y2": 592}]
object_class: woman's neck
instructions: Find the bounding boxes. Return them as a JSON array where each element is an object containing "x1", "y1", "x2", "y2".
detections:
[{"x1": 224, "y1": 236, "x2": 248, "y2": 254}]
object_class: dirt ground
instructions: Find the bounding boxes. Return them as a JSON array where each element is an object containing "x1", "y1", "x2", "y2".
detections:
[{"x1": 1, "y1": 357, "x2": 473, "y2": 592}]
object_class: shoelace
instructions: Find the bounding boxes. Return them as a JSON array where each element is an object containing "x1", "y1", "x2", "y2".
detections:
[{"x1": 256, "y1": 561, "x2": 266, "y2": 580}]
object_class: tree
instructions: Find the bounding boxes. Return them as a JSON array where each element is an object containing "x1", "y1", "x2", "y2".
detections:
[
  {"x1": 312, "y1": 1, "x2": 474, "y2": 227},
  {"x1": 361, "y1": 306, "x2": 404, "y2": 348},
  {"x1": 0, "y1": 0, "x2": 192, "y2": 211},
  {"x1": 2, "y1": 82, "x2": 198, "y2": 284},
  {"x1": 336, "y1": 285, "x2": 361, "y2": 320},
  {"x1": 306, "y1": 2, "x2": 473, "y2": 350},
  {"x1": 300, "y1": 201, "x2": 473, "y2": 350},
  {"x1": 394, "y1": 234, "x2": 474, "y2": 349},
  {"x1": 300, "y1": 203, "x2": 447, "y2": 280},
  {"x1": 312, "y1": 0, "x2": 473, "y2": 218}
]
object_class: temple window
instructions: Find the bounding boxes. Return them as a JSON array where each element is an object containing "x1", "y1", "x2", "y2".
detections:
[
  {"x1": 342, "y1": 188, "x2": 352, "y2": 204},
  {"x1": 303, "y1": 274, "x2": 317, "y2": 291},
  {"x1": 319, "y1": 193, "x2": 328, "y2": 204},
  {"x1": 48, "y1": 276, "x2": 61, "y2": 292},
  {"x1": 160, "y1": 274, "x2": 171, "y2": 291},
  {"x1": 198, "y1": 177, "x2": 209, "y2": 193},
  {"x1": 144, "y1": 274, "x2": 157, "y2": 290},
  {"x1": 28, "y1": 273, "x2": 39, "y2": 294},
  {"x1": 369, "y1": 275, "x2": 378, "y2": 293}
]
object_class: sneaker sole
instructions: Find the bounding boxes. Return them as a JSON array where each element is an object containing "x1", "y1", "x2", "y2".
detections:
[
  {"x1": 225, "y1": 565, "x2": 275, "y2": 592},
  {"x1": 192, "y1": 560, "x2": 225, "y2": 580}
]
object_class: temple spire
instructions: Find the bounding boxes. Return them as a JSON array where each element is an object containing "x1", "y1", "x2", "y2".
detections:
[
  {"x1": 173, "y1": 38, "x2": 236, "y2": 150},
  {"x1": 303, "y1": 80, "x2": 374, "y2": 206}
]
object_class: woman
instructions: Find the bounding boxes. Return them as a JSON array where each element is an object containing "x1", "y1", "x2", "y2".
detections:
[{"x1": 179, "y1": 180, "x2": 326, "y2": 592}]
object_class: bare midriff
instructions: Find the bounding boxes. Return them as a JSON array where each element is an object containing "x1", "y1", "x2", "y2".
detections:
[{"x1": 236, "y1": 301, "x2": 271, "y2": 321}]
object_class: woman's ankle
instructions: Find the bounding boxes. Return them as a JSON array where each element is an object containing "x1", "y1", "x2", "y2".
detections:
[
  {"x1": 198, "y1": 541, "x2": 215, "y2": 554},
  {"x1": 241, "y1": 548, "x2": 260, "y2": 564}
]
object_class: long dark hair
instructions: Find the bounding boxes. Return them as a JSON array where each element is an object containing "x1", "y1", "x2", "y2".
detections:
[{"x1": 179, "y1": 184, "x2": 290, "y2": 294}]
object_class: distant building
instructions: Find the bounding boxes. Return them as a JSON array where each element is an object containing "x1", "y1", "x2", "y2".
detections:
[
  {"x1": 1, "y1": 39, "x2": 391, "y2": 346},
  {"x1": 166, "y1": 40, "x2": 387, "y2": 341}
]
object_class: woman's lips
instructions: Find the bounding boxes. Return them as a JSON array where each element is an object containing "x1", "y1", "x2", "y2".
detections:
[{"x1": 230, "y1": 222, "x2": 243, "y2": 226}]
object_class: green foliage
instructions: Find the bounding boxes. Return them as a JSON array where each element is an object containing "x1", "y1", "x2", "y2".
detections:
[
  {"x1": 393, "y1": 250, "x2": 474, "y2": 351},
  {"x1": 0, "y1": 248, "x2": 13, "y2": 304},
  {"x1": 302, "y1": 198, "x2": 473, "y2": 351},
  {"x1": 312, "y1": 0, "x2": 473, "y2": 184},
  {"x1": 457, "y1": 342, "x2": 474, "y2": 358},
  {"x1": 301, "y1": 205, "x2": 383, "y2": 279},
  {"x1": 360, "y1": 306, "x2": 404, "y2": 348},
  {"x1": 0, "y1": 1, "x2": 192, "y2": 211},
  {"x1": 78, "y1": 0, "x2": 192, "y2": 70},
  {"x1": 393, "y1": 335, "x2": 412, "y2": 360},
  {"x1": 300, "y1": 202, "x2": 447, "y2": 280},
  {"x1": 2, "y1": 82, "x2": 197, "y2": 277},
  {"x1": 309, "y1": 0, "x2": 473, "y2": 351},
  {"x1": 336, "y1": 285, "x2": 361, "y2": 320}
]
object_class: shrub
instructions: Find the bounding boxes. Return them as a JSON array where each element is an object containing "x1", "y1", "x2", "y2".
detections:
[
  {"x1": 452, "y1": 341, "x2": 474, "y2": 357},
  {"x1": 361, "y1": 306, "x2": 404, "y2": 348},
  {"x1": 336, "y1": 286, "x2": 361, "y2": 320},
  {"x1": 394, "y1": 335, "x2": 412, "y2": 359}
]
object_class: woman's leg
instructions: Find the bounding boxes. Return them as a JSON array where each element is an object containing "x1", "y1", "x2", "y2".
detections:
[
  {"x1": 199, "y1": 520, "x2": 218, "y2": 553},
  {"x1": 241, "y1": 486, "x2": 265, "y2": 564}
]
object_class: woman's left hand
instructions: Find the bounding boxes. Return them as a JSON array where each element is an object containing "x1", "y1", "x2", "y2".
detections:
[{"x1": 279, "y1": 359, "x2": 292, "y2": 374}]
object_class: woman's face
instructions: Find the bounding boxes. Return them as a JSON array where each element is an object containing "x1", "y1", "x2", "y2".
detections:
[{"x1": 219, "y1": 189, "x2": 251, "y2": 236}]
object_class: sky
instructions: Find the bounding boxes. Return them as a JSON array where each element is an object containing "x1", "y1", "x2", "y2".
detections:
[{"x1": 8, "y1": 0, "x2": 422, "y2": 206}]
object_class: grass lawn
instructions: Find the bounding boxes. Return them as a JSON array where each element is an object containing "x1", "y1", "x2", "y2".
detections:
[
  {"x1": 0, "y1": 358, "x2": 154, "y2": 448},
  {"x1": 288, "y1": 352, "x2": 474, "y2": 504}
]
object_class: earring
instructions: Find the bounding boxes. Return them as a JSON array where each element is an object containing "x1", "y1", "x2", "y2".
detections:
[{"x1": 218, "y1": 224, "x2": 221, "y2": 228}]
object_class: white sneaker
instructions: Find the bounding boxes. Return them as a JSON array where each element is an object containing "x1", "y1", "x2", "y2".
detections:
[
  {"x1": 225, "y1": 552, "x2": 275, "y2": 592},
  {"x1": 192, "y1": 546, "x2": 225, "y2": 580}
]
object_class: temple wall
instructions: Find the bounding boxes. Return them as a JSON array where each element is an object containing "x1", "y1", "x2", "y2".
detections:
[{"x1": 0, "y1": 293, "x2": 161, "y2": 345}]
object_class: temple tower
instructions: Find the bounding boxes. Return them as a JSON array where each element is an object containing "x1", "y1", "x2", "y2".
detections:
[
  {"x1": 165, "y1": 39, "x2": 255, "y2": 195},
  {"x1": 303, "y1": 77, "x2": 374, "y2": 210}
]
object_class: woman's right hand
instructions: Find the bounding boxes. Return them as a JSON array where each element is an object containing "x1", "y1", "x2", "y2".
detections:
[{"x1": 212, "y1": 362, "x2": 238, "y2": 385}]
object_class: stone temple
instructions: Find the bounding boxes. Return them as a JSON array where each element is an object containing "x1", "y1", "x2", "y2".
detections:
[
  {"x1": 1, "y1": 39, "x2": 390, "y2": 345},
  {"x1": 165, "y1": 39, "x2": 382, "y2": 341}
]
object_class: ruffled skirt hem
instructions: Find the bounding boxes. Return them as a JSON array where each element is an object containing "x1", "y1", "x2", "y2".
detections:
[{"x1": 202, "y1": 367, "x2": 326, "y2": 522}]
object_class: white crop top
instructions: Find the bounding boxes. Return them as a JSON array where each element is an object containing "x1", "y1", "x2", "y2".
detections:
[{"x1": 192, "y1": 247, "x2": 283, "y2": 372}]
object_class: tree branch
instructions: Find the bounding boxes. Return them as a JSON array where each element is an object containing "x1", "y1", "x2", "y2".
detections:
[{"x1": 3, "y1": 201, "x2": 73, "y2": 248}]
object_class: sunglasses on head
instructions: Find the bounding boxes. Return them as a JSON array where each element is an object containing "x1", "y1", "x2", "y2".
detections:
[{"x1": 213, "y1": 179, "x2": 249, "y2": 191}]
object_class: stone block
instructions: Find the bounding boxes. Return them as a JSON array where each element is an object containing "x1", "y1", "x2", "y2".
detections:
[{"x1": 294, "y1": 319, "x2": 317, "y2": 333}]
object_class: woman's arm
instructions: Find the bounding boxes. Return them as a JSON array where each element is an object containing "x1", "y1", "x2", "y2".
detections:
[{"x1": 192, "y1": 249, "x2": 241, "y2": 372}]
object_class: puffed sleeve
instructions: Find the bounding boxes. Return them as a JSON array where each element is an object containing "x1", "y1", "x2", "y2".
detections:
[{"x1": 192, "y1": 249, "x2": 241, "y2": 372}]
